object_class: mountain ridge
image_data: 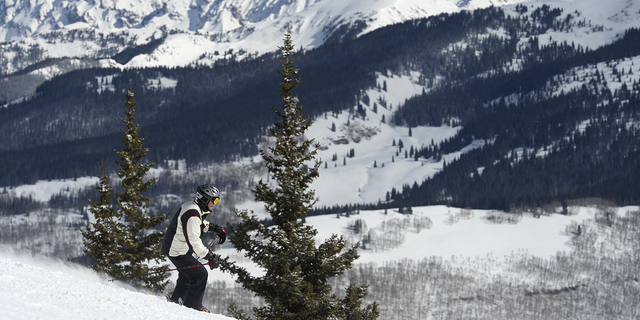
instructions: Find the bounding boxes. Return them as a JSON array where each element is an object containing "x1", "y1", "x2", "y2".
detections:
[{"x1": 0, "y1": 0, "x2": 522, "y2": 75}]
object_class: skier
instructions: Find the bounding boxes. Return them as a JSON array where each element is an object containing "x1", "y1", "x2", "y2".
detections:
[{"x1": 161, "y1": 184, "x2": 227, "y2": 313}]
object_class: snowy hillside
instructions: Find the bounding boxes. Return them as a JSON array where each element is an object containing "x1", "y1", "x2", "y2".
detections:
[
  {"x1": 1, "y1": 0, "x2": 638, "y2": 76},
  {"x1": 6, "y1": 51, "x2": 640, "y2": 213},
  {"x1": 0, "y1": 248, "x2": 234, "y2": 320},
  {"x1": 1, "y1": 0, "x2": 524, "y2": 75},
  {"x1": 216, "y1": 204, "x2": 605, "y2": 281}
]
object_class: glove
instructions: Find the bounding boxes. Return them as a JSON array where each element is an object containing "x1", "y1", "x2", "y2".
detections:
[
  {"x1": 210, "y1": 224, "x2": 226, "y2": 244},
  {"x1": 204, "y1": 252, "x2": 220, "y2": 270}
]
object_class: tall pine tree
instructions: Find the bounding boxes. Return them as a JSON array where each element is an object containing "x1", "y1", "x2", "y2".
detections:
[
  {"x1": 82, "y1": 88, "x2": 170, "y2": 292},
  {"x1": 223, "y1": 27, "x2": 379, "y2": 320}
]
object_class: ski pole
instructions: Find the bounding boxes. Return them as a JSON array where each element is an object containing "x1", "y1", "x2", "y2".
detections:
[
  {"x1": 108, "y1": 263, "x2": 211, "y2": 282},
  {"x1": 207, "y1": 234, "x2": 219, "y2": 250},
  {"x1": 109, "y1": 235, "x2": 220, "y2": 282},
  {"x1": 165, "y1": 263, "x2": 211, "y2": 272}
]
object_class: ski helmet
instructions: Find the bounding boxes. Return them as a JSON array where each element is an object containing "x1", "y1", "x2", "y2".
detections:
[{"x1": 195, "y1": 184, "x2": 220, "y2": 212}]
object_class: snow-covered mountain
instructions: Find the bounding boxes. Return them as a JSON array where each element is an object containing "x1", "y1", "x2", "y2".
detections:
[
  {"x1": 0, "y1": 0, "x2": 523, "y2": 75},
  {"x1": 0, "y1": 0, "x2": 637, "y2": 101}
]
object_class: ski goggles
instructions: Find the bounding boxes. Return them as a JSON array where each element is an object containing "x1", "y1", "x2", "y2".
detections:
[{"x1": 212, "y1": 197, "x2": 220, "y2": 205}]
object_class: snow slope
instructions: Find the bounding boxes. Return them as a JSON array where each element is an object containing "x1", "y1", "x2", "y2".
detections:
[
  {"x1": 0, "y1": 248, "x2": 233, "y2": 320},
  {"x1": 4, "y1": 0, "x2": 639, "y2": 206},
  {"x1": 307, "y1": 72, "x2": 463, "y2": 209},
  {"x1": 213, "y1": 203, "x2": 623, "y2": 285}
]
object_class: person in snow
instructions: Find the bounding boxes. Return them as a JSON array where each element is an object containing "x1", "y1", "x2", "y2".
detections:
[{"x1": 161, "y1": 184, "x2": 227, "y2": 313}]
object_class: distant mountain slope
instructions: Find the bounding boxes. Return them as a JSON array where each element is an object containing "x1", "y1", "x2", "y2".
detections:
[
  {"x1": 0, "y1": 5, "x2": 537, "y2": 186},
  {"x1": 0, "y1": 0, "x2": 521, "y2": 76},
  {"x1": 0, "y1": 0, "x2": 639, "y2": 211}
]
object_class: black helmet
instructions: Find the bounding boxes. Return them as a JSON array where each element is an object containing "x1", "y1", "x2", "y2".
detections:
[{"x1": 195, "y1": 184, "x2": 220, "y2": 212}]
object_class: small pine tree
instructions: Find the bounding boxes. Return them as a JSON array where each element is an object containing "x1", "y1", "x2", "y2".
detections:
[
  {"x1": 82, "y1": 89, "x2": 170, "y2": 292},
  {"x1": 83, "y1": 163, "x2": 123, "y2": 274},
  {"x1": 225, "y1": 27, "x2": 377, "y2": 320},
  {"x1": 339, "y1": 282, "x2": 379, "y2": 319}
]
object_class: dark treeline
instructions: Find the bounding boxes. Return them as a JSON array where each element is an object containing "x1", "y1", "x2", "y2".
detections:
[
  {"x1": 385, "y1": 29, "x2": 640, "y2": 211},
  {"x1": 398, "y1": 89, "x2": 640, "y2": 211},
  {"x1": 394, "y1": 28, "x2": 640, "y2": 128}
]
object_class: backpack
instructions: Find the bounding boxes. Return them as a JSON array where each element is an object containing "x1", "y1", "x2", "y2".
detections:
[{"x1": 160, "y1": 207, "x2": 181, "y2": 256}]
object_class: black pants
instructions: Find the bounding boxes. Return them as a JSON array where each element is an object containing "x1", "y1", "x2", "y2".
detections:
[{"x1": 168, "y1": 254, "x2": 208, "y2": 310}]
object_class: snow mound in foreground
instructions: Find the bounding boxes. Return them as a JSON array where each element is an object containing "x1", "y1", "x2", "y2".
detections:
[{"x1": 0, "y1": 250, "x2": 232, "y2": 320}]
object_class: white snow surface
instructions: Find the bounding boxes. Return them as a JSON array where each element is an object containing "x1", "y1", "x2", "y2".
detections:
[{"x1": 0, "y1": 248, "x2": 233, "y2": 320}]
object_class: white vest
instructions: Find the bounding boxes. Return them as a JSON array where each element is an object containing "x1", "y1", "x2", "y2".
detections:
[{"x1": 168, "y1": 201, "x2": 210, "y2": 258}]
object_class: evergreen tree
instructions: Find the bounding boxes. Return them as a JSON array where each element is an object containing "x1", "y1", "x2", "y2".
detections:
[
  {"x1": 81, "y1": 89, "x2": 170, "y2": 292},
  {"x1": 82, "y1": 163, "x2": 122, "y2": 274},
  {"x1": 225, "y1": 28, "x2": 378, "y2": 320}
]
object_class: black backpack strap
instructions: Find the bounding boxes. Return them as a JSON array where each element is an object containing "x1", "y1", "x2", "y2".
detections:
[{"x1": 161, "y1": 207, "x2": 181, "y2": 256}]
